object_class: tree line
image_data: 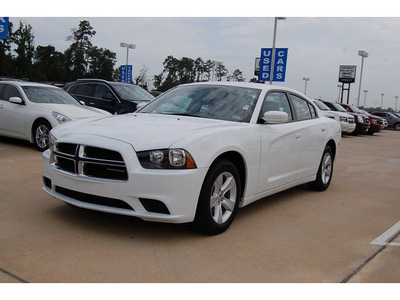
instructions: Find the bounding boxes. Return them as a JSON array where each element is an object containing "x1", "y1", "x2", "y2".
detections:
[{"x1": 0, "y1": 20, "x2": 246, "y2": 91}]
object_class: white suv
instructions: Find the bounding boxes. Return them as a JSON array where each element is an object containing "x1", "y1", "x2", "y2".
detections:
[{"x1": 313, "y1": 100, "x2": 356, "y2": 134}]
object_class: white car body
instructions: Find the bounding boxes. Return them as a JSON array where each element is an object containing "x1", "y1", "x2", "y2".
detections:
[
  {"x1": 0, "y1": 81, "x2": 111, "y2": 150},
  {"x1": 313, "y1": 100, "x2": 356, "y2": 134},
  {"x1": 42, "y1": 82, "x2": 341, "y2": 234}
]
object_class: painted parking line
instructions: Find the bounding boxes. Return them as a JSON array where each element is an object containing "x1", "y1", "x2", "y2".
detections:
[{"x1": 371, "y1": 221, "x2": 400, "y2": 246}]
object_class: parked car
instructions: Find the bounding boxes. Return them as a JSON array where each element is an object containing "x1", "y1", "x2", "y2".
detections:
[
  {"x1": 359, "y1": 108, "x2": 388, "y2": 129},
  {"x1": 321, "y1": 100, "x2": 370, "y2": 135},
  {"x1": 64, "y1": 79, "x2": 154, "y2": 114},
  {"x1": 371, "y1": 112, "x2": 400, "y2": 131},
  {"x1": 43, "y1": 82, "x2": 341, "y2": 234},
  {"x1": 0, "y1": 81, "x2": 111, "y2": 151},
  {"x1": 313, "y1": 100, "x2": 356, "y2": 134},
  {"x1": 340, "y1": 104, "x2": 384, "y2": 135}
]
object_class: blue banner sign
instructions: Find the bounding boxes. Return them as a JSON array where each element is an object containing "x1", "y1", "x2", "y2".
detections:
[
  {"x1": 120, "y1": 65, "x2": 133, "y2": 83},
  {"x1": 0, "y1": 17, "x2": 9, "y2": 39},
  {"x1": 259, "y1": 48, "x2": 288, "y2": 82}
]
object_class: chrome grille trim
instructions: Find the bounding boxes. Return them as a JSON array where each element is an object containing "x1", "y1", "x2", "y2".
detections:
[{"x1": 51, "y1": 142, "x2": 128, "y2": 182}]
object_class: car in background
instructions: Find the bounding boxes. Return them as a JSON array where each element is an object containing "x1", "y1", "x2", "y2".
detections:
[
  {"x1": 0, "y1": 81, "x2": 111, "y2": 151},
  {"x1": 359, "y1": 108, "x2": 388, "y2": 129},
  {"x1": 64, "y1": 79, "x2": 154, "y2": 114},
  {"x1": 371, "y1": 112, "x2": 400, "y2": 131},
  {"x1": 340, "y1": 104, "x2": 384, "y2": 135},
  {"x1": 313, "y1": 100, "x2": 355, "y2": 134},
  {"x1": 321, "y1": 100, "x2": 370, "y2": 135},
  {"x1": 43, "y1": 82, "x2": 341, "y2": 235}
]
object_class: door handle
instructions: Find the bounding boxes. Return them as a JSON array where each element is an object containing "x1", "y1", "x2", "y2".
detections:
[
  {"x1": 321, "y1": 127, "x2": 326, "y2": 132},
  {"x1": 295, "y1": 133, "x2": 301, "y2": 139}
]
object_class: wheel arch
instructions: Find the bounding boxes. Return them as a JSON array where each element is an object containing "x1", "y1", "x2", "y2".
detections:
[
  {"x1": 30, "y1": 117, "x2": 52, "y2": 143},
  {"x1": 210, "y1": 151, "x2": 247, "y2": 202},
  {"x1": 326, "y1": 139, "x2": 337, "y2": 160}
]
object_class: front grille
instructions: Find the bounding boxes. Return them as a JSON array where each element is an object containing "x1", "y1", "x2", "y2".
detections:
[
  {"x1": 56, "y1": 186, "x2": 133, "y2": 210},
  {"x1": 53, "y1": 143, "x2": 128, "y2": 181},
  {"x1": 348, "y1": 118, "x2": 355, "y2": 124}
]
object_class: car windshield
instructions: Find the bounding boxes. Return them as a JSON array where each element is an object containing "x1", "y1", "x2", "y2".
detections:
[
  {"x1": 331, "y1": 102, "x2": 347, "y2": 112},
  {"x1": 314, "y1": 101, "x2": 330, "y2": 110},
  {"x1": 350, "y1": 106, "x2": 363, "y2": 113},
  {"x1": 111, "y1": 84, "x2": 154, "y2": 101},
  {"x1": 22, "y1": 86, "x2": 81, "y2": 104},
  {"x1": 139, "y1": 84, "x2": 261, "y2": 123}
]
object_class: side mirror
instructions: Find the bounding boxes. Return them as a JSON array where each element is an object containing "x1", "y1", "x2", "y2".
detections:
[
  {"x1": 262, "y1": 111, "x2": 288, "y2": 124},
  {"x1": 135, "y1": 102, "x2": 148, "y2": 111},
  {"x1": 9, "y1": 97, "x2": 24, "y2": 105}
]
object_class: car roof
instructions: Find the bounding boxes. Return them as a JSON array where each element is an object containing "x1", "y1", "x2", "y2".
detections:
[
  {"x1": 181, "y1": 81, "x2": 308, "y2": 96},
  {"x1": 0, "y1": 81, "x2": 59, "y2": 88}
]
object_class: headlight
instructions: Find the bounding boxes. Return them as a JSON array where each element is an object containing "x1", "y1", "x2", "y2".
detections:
[
  {"x1": 49, "y1": 132, "x2": 57, "y2": 151},
  {"x1": 357, "y1": 116, "x2": 363, "y2": 122},
  {"x1": 339, "y1": 116, "x2": 347, "y2": 122},
  {"x1": 137, "y1": 149, "x2": 196, "y2": 169},
  {"x1": 52, "y1": 112, "x2": 71, "y2": 124}
]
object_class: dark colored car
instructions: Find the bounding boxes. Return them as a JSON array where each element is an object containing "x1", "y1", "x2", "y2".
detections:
[
  {"x1": 64, "y1": 79, "x2": 154, "y2": 114},
  {"x1": 371, "y1": 112, "x2": 400, "y2": 131},
  {"x1": 321, "y1": 100, "x2": 370, "y2": 135},
  {"x1": 340, "y1": 103, "x2": 384, "y2": 135}
]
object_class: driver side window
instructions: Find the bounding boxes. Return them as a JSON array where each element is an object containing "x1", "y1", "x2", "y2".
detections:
[{"x1": 261, "y1": 92, "x2": 293, "y2": 121}]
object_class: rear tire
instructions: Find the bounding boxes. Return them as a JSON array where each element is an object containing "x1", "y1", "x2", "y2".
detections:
[
  {"x1": 308, "y1": 145, "x2": 334, "y2": 191},
  {"x1": 194, "y1": 160, "x2": 241, "y2": 235}
]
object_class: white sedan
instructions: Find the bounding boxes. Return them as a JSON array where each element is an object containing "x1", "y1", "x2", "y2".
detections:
[
  {"x1": 42, "y1": 82, "x2": 341, "y2": 234},
  {"x1": 0, "y1": 81, "x2": 111, "y2": 151}
]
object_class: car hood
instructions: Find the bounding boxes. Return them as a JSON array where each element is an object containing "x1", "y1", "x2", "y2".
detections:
[
  {"x1": 41, "y1": 103, "x2": 111, "y2": 118},
  {"x1": 52, "y1": 113, "x2": 242, "y2": 151}
]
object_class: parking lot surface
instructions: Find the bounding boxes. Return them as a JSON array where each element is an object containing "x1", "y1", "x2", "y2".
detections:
[{"x1": 1, "y1": 130, "x2": 400, "y2": 283}]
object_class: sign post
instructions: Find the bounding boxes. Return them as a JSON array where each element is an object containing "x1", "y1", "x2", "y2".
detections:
[
  {"x1": 258, "y1": 48, "x2": 288, "y2": 83},
  {"x1": 338, "y1": 65, "x2": 356, "y2": 104},
  {"x1": 0, "y1": 17, "x2": 9, "y2": 39}
]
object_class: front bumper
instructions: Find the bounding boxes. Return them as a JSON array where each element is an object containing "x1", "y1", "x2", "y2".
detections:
[
  {"x1": 340, "y1": 122, "x2": 356, "y2": 134},
  {"x1": 42, "y1": 144, "x2": 208, "y2": 224}
]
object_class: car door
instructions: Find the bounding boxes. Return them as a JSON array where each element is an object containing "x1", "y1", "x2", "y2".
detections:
[
  {"x1": 0, "y1": 84, "x2": 28, "y2": 138},
  {"x1": 257, "y1": 91, "x2": 301, "y2": 193},
  {"x1": 92, "y1": 83, "x2": 119, "y2": 114},
  {"x1": 289, "y1": 93, "x2": 326, "y2": 179},
  {"x1": 68, "y1": 84, "x2": 95, "y2": 107}
]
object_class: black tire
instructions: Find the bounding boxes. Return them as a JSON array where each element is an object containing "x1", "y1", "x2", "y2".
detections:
[
  {"x1": 308, "y1": 145, "x2": 334, "y2": 191},
  {"x1": 194, "y1": 160, "x2": 241, "y2": 235},
  {"x1": 33, "y1": 120, "x2": 52, "y2": 152},
  {"x1": 394, "y1": 123, "x2": 400, "y2": 131}
]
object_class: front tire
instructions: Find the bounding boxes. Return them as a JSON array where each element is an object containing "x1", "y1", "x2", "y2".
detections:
[
  {"x1": 194, "y1": 160, "x2": 241, "y2": 235},
  {"x1": 308, "y1": 145, "x2": 334, "y2": 191},
  {"x1": 33, "y1": 120, "x2": 52, "y2": 151},
  {"x1": 394, "y1": 123, "x2": 400, "y2": 131}
]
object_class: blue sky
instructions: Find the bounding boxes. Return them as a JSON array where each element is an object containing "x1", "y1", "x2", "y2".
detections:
[{"x1": 5, "y1": 1, "x2": 400, "y2": 109}]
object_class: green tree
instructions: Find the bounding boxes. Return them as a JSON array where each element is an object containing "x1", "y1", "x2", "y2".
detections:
[
  {"x1": 12, "y1": 21, "x2": 35, "y2": 79},
  {"x1": 228, "y1": 69, "x2": 245, "y2": 82},
  {"x1": 86, "y1": 46, "x2": 116, "y2": 80},
  {"x1": 33, "y1": 45, "x2": 66, "y2": 82},
  {"x1": 64, "y1": 20, "x2": 96, "y2": 80}
]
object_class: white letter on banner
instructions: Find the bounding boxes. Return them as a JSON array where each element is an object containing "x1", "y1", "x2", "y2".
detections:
[
  {"x1": 277, "y1": 50, "x2": 285, "y2": 57},
  {"x1": 276, "y1": 73, "x2": 282, "y2": 80},
  {"x1": 277, "y1": 58, "x2": 284, "y2": 64},
  {"x1": 0, "y1": 18, "x2": 6, "y2": 23},
  {"x1": 263, "y1": 58, "x2": 270, "y2": 64},
  {"x1": 262, "y1": 50, "x2": 271, "y2": 56},
  {"x1": 0, "y1": 25, "x2": 4, "y2": 33},
  {"x1": 262, "y1": 73, "x2": 269, "y2": 79},
  {"x1": 276, "y1": 66, "x2": 283, "y2": 72}
]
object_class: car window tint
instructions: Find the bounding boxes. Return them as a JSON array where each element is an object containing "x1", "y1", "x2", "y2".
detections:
[
  {"x1": 261, "y1": 92, "x2": 293, "y2": 121},
  {"x1": 75, "y1": 84, "x2": 94, "y2": 96},
  {"x1": 2, "y1": 85, "x2": 22, "y2": 101},
  {"x1": 67, "y1": 85, "x2": 78, "y2": 94},
  {"x1": 290, "y1": 94, "x2": 313, "y2": 121},
  {"x1": 94, "y1": 84, "x2": 113, "y2": 99}
]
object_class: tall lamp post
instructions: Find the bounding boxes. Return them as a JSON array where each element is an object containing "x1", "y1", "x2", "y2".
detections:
[
  {"x1": 269, "y1": 17, "x2": 286, "y2": 85},
  {"x1": 363, "y1": 90, "x2": 368, "y2": 108},
  {"x1": 303, "y1": 77, "x2": 310, "y2": 95},
  {"x1": 357, "y1": 50, "x2": 368, "y2": 107},
  {"x1": 395, "y1": 96, "x2": 398, "y2": 112},
  {"x1": 120, "y1": 42, "x2": 136, "y2": 83},
  {"x1": 337, "y1": 84, "x2": 342, "y2": 102},
  {"x1": 380, "y1": 93, "x2": 385, "y2": 111}
]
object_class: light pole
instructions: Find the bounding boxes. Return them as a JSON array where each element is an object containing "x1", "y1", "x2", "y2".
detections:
[
  {"x1": 363, "y1": 90, "x2": 368, "y2": 108},
  {"x1": 357, "y1": 50, "x2": 368, "y2": 107},
  {"x1": 303, "y1": 77, "x2": 310, "y2": 95},
  {"x1": 269, "y1": 17, "x2": 286, "y2": 85},
  {"x1": 380, "y1": 93, "x2": 385, "y2": 111},
  {"x1": 120, "y1": 42, "x2": 136, "y2": 83},
  {"x1": 395, "y1": 96, "x2": 398, "y2": 112}
]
